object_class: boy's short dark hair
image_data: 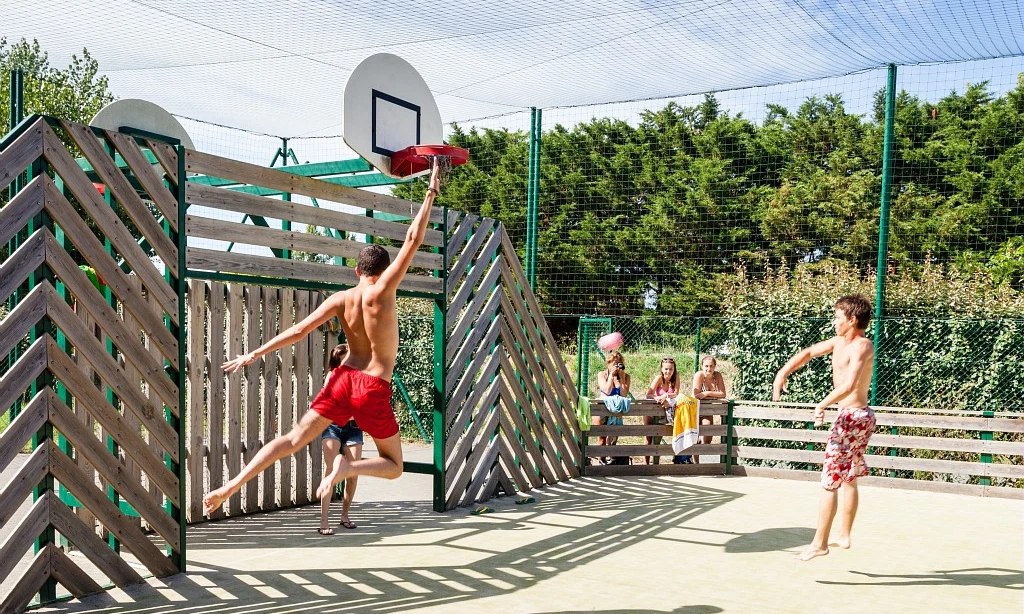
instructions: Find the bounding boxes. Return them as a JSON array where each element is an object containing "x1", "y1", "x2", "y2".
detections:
[
  {"x1": 835, "y1": 294, "x2": 873, "y2": 330},
  {"x1": 357, "y1": 244, "x2": 390, "y2": 277},
  {"x1": 328, "y1": 343, "x2": 348, "y2": 370}
]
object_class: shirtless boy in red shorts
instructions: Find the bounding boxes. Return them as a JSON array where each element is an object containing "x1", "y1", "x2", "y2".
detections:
[
  {"x1": 773, "y1": 294, "x2": 876, "y2": 561},
  {"x1": 203, "y1": 165, "x2": 441, "y2": 516}
]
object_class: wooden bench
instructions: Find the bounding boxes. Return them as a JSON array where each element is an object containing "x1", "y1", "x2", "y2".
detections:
[{"x1": 585, "y1": 398, "x2": 731, "y2": 476}]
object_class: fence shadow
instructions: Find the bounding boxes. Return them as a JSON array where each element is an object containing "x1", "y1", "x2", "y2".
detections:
[
  {"x1": 818, "y1": 567, "x2": 1024, "y2": 590},
  {"x1": 53, "y1": 476, "x2": 743, "y2": 613}
]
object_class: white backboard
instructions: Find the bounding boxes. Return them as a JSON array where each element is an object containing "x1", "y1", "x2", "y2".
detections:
[
  {"x1": 90, "y1": 99, "x2": 195, "y2": 149},
  {"x1": 343, "y1": 54, "x2": 443, "y2": 179}
]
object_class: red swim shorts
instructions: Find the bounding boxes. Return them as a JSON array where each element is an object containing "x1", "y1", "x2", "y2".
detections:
[{"x1": 311, "y1": 366, "x2": 398, "y2": 440}]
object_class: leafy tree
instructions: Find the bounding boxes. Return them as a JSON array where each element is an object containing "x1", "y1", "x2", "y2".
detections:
[{"x1": 1, "y1": 37, "x2": 113, "y2": 130}]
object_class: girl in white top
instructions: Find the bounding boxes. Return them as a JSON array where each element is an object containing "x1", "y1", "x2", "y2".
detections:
[{"x1": 644, "y1": 357, "x2": 679, "y2": 465}]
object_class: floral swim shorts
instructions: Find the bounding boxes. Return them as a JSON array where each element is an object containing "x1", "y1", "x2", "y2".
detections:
[{"x1": 821, "y1": 406, "x2": 876, "y2": 490}]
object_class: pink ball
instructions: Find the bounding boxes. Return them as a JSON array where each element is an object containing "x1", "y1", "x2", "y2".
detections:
[{"x1": 597, "y1": 331, "x2": 624, "y2": 352}]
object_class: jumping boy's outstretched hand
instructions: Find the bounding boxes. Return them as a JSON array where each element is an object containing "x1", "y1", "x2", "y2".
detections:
[{"x1": 223, "y1": 352, "x2": 258, "y2": 373}]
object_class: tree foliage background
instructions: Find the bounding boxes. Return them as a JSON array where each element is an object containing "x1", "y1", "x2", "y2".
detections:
[{"x1": 396, "y1": 78, "x2": 1024, "y2": 318}]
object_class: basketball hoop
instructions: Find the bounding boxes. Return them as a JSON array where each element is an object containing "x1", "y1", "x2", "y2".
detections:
[{"x1": 390, "y1": 144, "x2": 468, "y2": 181}]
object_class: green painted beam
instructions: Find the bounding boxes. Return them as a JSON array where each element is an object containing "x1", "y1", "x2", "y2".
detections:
[{"x1": 189, "y1": 158, "x2": 375, "y2": 187}]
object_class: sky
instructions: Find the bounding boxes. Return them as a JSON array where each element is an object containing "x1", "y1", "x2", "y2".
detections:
[
  {"x1": 4, "y1": 0, "x2": 1022, "y2": 146},
  {"x1": 4, "y1": 0, "x2": 1022, "y2": 256}
]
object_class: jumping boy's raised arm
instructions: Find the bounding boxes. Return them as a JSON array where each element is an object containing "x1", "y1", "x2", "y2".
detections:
[
  {"x1": 223, "y1": 292, "x2": 345, "y2": 373},
  {"x1": 378, "y1": 164, "x2": 441, "y2": 293}
]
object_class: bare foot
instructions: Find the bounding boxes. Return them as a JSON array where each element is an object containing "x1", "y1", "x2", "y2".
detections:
[
  {"x1": 797, "y1": 545, "x2": 829, "y2": 561},
  {"x1": 316, "y1": 456, "x2": 351, "y2": 500},
  {"x1": 203, "y1": 487, "x2": 230, "y2": 516},
  {"x1": 830, "y1": 536, "x2": 851, "y2": 549}
]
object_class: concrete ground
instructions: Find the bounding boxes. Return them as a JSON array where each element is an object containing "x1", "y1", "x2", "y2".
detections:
[{"x1": 22, "y1": 442, "x2": 1021, "y2": 614}]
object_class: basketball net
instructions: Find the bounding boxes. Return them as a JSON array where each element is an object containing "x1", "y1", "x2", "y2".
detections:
[{"x1": 428, "y1": 154, "x2": 455, "y2": 187}]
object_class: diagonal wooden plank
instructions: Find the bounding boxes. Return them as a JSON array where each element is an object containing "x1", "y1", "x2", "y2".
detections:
[
  {"x1": 447, "y1": 218, "x2": 494, "y2": 296},
  {"x1": 496, "y1": 408, "x2": 542, "y2": 490},
  {"x1": 0, "y1": 489, "x2": 48, "y2": 585},
  {"x1": 186, "y1": 279, "x2": 206, "y2": 522},
  {"x1": 0, "y1": 443, "x2": 48, "y2": 529},
  {"x1": 106, "y1": 131, "x2": 178, "y2": 229},
  {"x1": 49, "y1": 390, "x2": 181, "y2": 539},
  {"x1": 44, "y1": 231, "x2": 180, "y2": 403},
  {"x1": 445, "y1": 330, "x2": 502, "y2": 440},
  {"x1": 46, "y1": 337, "x2": 179, "y2": 482},
  {"x1": 495, "y1": 433, "x2": 530, "y2": 495},
  {"x1": 447, "y1": 257, "x2": 503, "y2": 355},
  {"x1": 498, "y1": 225, "x2": 579, "y2": 403},
  {"x1": 41, "y1": 175, "x2": 180, "y2": 360},
  {"x1": 497, "y1": 385, "x2": 546, "y2": 488},
  {"x1": 0, "y1": 338, "x2": 47, "y2": 422},
  {"x1": 446, "y1": 396, "x2": 501, "y2": 509},
  {"x1": 0, "y1": 537, "x2": 51, "y2": 614},
  {"x1": 447, "y1": 230, "x2": 502, "y2": 330},
  {"x1": 144, "y1": 139, "x2": 179, "y2": 186},
  {"x1": 0, "y1": 173, "x2": 44, "y2": 247},
  {"x1": 48, "y1": 440, "x2": 179, "y2": 577},
  {"x1": 0, "y1": 226, "x2": 45, "y2": 306},
  {"x1": 499, "y1": 298, "x2": 580, "y2": 476},
  {"x1": 443, "y1": 213, "x2": 477, "y2": 272},
  {"x1": 462, "y1": 434, "x2": 501, "y2": 507},
  {"x1": 496, "y1": 366, "x2": 559, "y2": 485},
  {"x1": 0, "y1": 117, "x2": 43, "y2": 193},
  {"x1": 445, "y1": 378, "x2": 502, "y2": 478},
  {"x1": 46, "y1": 491, "x2": 144, "y2": 588},
  {"x1": 62, "y1": 120, "x2": 178, "y2": 276},
  {"x1": 500, "y1": 264, "x2": 580, "y2": 441},
  {"x1": 498, "y1": 347, "x2": 567, "y2": 483},
  {"x1": 0, "y1": 283, "x2": 46, "y2": 367},
  {"x1": 0, "y1": 391, "x2": 46, "y2": 473},
  {"x1": 446, "y1": 302, "x2": 502, "y2": 400},
  {"x1": 185, "y1": 149, "x2": 444, "y2": 224},
  {"x1": 43, "y1": 286, "x2": 179, "y2": 459},
  {"x1": 42, "y1": 126, "x2": 179, "y2": 323},
  {"x1": 446, "y1": 288, "x2": 502, "y2": 388},
  {"x1": 50, "y1": 543, "x2": 104, "y2": 598}
]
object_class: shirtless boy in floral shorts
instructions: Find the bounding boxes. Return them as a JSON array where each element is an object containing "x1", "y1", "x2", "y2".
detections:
[{"x1": 773, "y1": 295, "x2": 876, "y2": 561}]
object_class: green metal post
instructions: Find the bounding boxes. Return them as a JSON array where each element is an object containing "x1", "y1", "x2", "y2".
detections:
[
  {"x1": 173, "y1": 144, "x2": 188, "y2": 569},
  {"x1": 979, "y1": 410, "x2": 994, "y2": 487},
  {"x1": 871, "y1": 64, "x2": 898, "y2": 406},
  {"x1": 694, "y1": 318, "x2": 702, "y2": 373},
  {"x1": 431, "y1": 206, "x2": 449, "y2": 512},
  {"x1": 525, "y1": 107, "x2": 540, "y2": 290},
  {"x1": 394, "y1": 373, "x2": 430, "y2": 443},
  {"x1": 280, "y1": 138, "x2": 292, "y2": 259}
]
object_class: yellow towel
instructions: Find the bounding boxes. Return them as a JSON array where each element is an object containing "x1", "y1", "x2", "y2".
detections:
[{"x1": 672, "y1": 394, "x2": 699, "y2": 455}]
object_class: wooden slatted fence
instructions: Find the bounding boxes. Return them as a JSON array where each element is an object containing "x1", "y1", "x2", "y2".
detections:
[
  {"x1": 728, "y1": 401, "x2": 1024, "y2": 499},
  {"x1": 184, "y1": 282, "x2": 330, "y2": 522},
  {"x1": 585, "y1": 399, "x2": 730, "y2": 476},
  {"x1": 1, "y1": 117, "x2": 184, "y2": 613},
  {"x1": 442, "y1": 216, "x2": 581, "y2": 510}
]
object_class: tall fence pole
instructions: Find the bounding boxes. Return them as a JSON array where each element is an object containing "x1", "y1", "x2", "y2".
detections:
[
  {"x1": 526, "y1": 107, "x2": 541, "y2": 290},
  {"x1": 871, "y1": 63, "x2": 898, "y2": 406}
]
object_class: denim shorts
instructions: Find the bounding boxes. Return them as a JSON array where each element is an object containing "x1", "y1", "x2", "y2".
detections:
[{"x1": 322, "y1": 421, "x2": 364, "y2": 446}]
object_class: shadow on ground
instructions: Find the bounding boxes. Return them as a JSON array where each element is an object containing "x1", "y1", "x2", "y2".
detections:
[
  {"x1": 818, "y1": 567, "x2": 1024, "y2": 590},
  {"x1": 50, "y1": 476, "x2": 748, "y2": 613}
]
